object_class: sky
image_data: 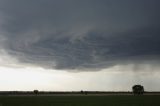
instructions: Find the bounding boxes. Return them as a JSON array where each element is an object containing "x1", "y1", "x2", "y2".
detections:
[{"x1": 0, "y1": 0, "x2": 160, "y2": 91}]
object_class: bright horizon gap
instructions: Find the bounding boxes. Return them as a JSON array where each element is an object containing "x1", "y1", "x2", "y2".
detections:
[{"x1": 0, "y1": 65, "x2": 160, "y2": 91}]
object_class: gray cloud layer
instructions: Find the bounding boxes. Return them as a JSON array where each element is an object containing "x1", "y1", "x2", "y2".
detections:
[{"x1": 0, "y1": 0, "x2": 160, "y2": 70}]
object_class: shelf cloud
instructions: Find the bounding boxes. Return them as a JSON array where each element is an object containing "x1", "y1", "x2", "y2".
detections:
[{"x1": 0, "y1": 0, "x2": 160, "y2": 71}]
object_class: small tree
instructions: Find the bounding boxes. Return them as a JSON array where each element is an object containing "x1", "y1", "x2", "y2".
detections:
[
  {"x1": 80, "y1": 90, "x2": 84, "y2": 94},
  {"x1": 33, "y1": 90, "x2": 39, "y2": 95},
  {"x1": 132, "y1": 85, "x2": 144, "y2": 95}
]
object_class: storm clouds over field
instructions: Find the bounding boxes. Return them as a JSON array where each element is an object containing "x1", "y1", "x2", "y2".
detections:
[{"x1": 0, "y1": 0, "x2": 160, "y2": 91}]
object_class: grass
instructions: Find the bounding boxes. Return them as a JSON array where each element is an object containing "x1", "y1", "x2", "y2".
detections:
[{"x1": 0, "y1": 95, "x2": 159, "y2": 106}]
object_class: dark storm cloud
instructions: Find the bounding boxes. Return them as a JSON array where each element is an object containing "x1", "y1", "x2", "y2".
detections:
[{"x1": 0, "y1": 0, "x2": 160, "y2": 70}]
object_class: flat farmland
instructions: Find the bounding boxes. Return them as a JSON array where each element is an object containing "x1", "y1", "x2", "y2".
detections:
[{"x1": 0, "y1": 95, "x2": 160, "y2": 106}]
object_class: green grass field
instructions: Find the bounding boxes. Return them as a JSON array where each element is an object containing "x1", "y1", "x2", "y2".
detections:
[{"x1": 0, "y1": 95, "x2": 159, "y2": 106}]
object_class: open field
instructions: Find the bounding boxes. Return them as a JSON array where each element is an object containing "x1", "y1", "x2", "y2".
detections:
[{"x1": 0, "y1": 95, "x2": 160, "y2": 106}]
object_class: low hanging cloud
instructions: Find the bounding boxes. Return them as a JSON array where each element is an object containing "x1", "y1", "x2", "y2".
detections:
[{"x1": 0, "y1": 0, "x2": 160, "y2": 70}]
